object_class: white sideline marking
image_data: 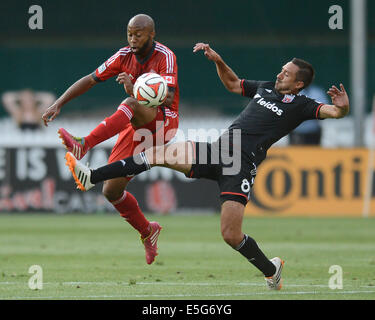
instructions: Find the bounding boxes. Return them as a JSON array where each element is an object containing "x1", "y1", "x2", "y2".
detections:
[
  {"x1": 2, "y1": 290, "x2": 375, "y2": 300},
  {"x1": 0, "y1": 281, "x2": 375, "y2": 290},
  {"x1": 1, "y1": 281, "x2": 375, "y2": 300},
  {"x1": 0, "y1": 280, "x2": 373, "y2": 289}
]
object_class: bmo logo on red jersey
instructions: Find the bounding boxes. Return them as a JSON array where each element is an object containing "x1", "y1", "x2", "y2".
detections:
[{"x1": 254, "y1": 94, "x2": 283, "y2": 116}]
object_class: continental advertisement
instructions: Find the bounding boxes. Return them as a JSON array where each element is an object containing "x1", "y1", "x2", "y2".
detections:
[
  {"x1": 245, "y1": 147, "x2": 375, "y2": 217},
  {"x1": 1, "y1": 146, "x2": 375, "y2": 217}
]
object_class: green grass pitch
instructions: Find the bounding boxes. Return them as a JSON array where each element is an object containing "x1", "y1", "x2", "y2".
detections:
[{"x1": 0, "y1": 214, "x2": 374, "y2": 300}]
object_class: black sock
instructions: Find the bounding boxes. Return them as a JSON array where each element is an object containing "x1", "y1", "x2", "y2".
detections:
[
  {"x1": 90, "y1": 152, "x2": 151, "y2": 184},
  {"x1": 235, "y1": 234, "x2": 276, "y2": 277}
]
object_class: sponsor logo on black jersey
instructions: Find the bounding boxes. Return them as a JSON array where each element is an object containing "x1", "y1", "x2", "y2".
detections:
[{"x1": 254, "y1": 94, "x2": 283, "y2": 116}]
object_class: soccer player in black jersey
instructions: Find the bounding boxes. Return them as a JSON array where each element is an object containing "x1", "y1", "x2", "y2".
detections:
[{"x1": 65, "y1": 43, "x2": 349, "y2": 290}]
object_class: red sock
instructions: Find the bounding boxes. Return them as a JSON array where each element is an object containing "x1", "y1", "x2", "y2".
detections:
[
  {"x1": 85, "y1": 104, "x2": 134, "y2": 149},
  {"x1": 111, "y1": 191, "x2": 150, "y2": 238}
]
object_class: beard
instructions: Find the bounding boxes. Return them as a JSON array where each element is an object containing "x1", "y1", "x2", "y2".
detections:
[
  {"x1": 134, "y1": 37, "x2": 153, "y2": 57},
  {"x1": 275, "y1": 80, "x2": 289, "y2": 92},
  {"x1": 275, "y1": 81, "x2": 283, "y2": 91}
]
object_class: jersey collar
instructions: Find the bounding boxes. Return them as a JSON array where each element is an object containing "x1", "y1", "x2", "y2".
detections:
[{"x1": 274, "y1": 87, "x2": 296, "y2": 101}]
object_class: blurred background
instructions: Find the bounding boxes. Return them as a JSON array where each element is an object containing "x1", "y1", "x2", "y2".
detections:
[{"x1": 0, "y1": 0, "x2": 374, "y2": 216}]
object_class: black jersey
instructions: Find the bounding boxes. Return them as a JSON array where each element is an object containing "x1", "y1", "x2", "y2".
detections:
[{"x1": 227, "y1": 79, "x2": 324, "y2": 160}]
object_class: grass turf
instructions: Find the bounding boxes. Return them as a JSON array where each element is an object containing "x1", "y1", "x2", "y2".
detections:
[{"x1": 0, "y1": 214, "x2": 374, "y2": 300}]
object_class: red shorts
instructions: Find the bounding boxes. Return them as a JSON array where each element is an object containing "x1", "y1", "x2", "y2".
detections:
[{"x1": 108, "y1": 106, "x2": 179, "y2": 165}]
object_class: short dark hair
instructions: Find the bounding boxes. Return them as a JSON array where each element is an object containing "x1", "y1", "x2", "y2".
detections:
[{"x1": 291, "y1": 58, "x2": 315, "y2": 90}]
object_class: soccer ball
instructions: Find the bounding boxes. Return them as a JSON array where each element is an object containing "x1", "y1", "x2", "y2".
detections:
[{"x1": 133, "y1": 73, "x2": 168, "y2": 108}]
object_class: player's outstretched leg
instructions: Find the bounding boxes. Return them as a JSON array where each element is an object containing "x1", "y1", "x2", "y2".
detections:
[
  {"x1": 265, "y1": 257, "x2": 285, "y2": 290},
  {"x1": 63, "y1": 151, "x2": 152, "y2": 191},
  {"x1": 58, "y1": 102, "x2": 135, "y2": 160},
  {"x1": 64, "y1": 142, "x2": 194, "y2": 190}
]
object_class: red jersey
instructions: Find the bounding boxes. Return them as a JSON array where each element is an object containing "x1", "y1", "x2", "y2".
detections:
[{"x1": 93, "y1": 41, "x2": 179, "y2": 113}]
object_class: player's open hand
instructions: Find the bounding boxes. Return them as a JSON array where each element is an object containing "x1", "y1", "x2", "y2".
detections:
[
  {"x1": 116, "y1": 72, "x2": 133, "y2": 95},
  {"x1": 42, "y1": 102, "x2": 61, "y2": 127},
  {"x1": 327, "y1": 84, "x2": 349, "y2": 109},
  {"x1": 193, "y1": 43, "x2": 220, "y2": 62}
]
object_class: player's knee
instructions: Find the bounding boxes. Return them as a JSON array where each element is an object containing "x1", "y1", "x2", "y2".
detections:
[
  {"x1": 221, "y1": 229, "x2": 234, "y2": 246},
  {"x1": 121, "y1": 97, "x2": 138, "y2": 111},
  {"x1": 221, "y1": 201, "x2": 244, "y2": 248},
  {"x1": 102, "y1": 183, "x2": 124, "y2": 202},
  {"x1": 221, "y1": 227, "x2": 242, "y2": 248}
]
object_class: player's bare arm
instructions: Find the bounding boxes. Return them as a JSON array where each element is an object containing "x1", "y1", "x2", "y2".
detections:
[
  {"x1": 42, "y1": 74, "x2": 98, "y2": 126},
  {"x1": 319, "y1": 84, "x2": 349, "y2": 119},
  {"x1": 193, "y1": 43, "x2": 242, "y2": 94}
]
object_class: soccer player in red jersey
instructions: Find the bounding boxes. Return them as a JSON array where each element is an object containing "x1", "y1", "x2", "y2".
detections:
[{"x1": 41, "y1": 14, "x2": 179, "y2": 264}]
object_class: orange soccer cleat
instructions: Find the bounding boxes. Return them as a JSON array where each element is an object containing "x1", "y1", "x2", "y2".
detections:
[{"x1": 65, "y1": 152, "x2": 95, "y2": 191}]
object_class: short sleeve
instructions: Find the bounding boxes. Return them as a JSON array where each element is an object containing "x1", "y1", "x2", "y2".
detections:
[
  {"x1": 241, "y1": 80, "x2": 270, "y2": 98},
  {"x1": 158, "y1": 50, "x2": 178, "y2": 88},
  {"x1": 93, "y1": 48, "x2": 130, "y2": 82},
  {"x1": 300, "y1": 97, "x2": 324, "y2": 120}
]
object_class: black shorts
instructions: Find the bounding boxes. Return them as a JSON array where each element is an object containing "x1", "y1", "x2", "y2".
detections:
[{"x1": 185, "y1": 140, "x2": 258, "y2": 206}]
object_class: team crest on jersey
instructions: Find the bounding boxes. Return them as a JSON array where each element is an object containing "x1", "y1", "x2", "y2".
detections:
[
  {"x1": 282, "y1": 94, "x2": 295, "y2": 103},
  {"x1": 98, "y1": 63, "x2": 107, "y2": 74}
]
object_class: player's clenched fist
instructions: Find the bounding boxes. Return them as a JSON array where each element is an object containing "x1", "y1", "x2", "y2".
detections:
[{"x1": 193, "y1": 43, "x2": 221, "y2": 62}]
